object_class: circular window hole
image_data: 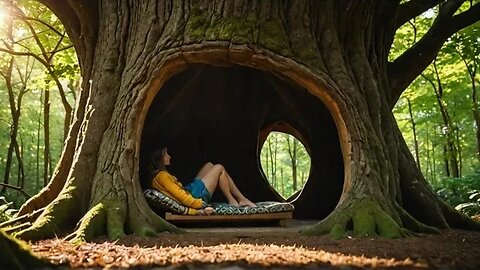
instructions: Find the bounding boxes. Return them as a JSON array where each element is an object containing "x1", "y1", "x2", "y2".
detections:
[{"x1": 260, "y1": 131, "x2": 311, "y2": 200}]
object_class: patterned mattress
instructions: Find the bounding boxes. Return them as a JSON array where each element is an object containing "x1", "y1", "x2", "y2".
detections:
[{"x1": 144, "y1": 189, "x2": 294, "y2": 216}]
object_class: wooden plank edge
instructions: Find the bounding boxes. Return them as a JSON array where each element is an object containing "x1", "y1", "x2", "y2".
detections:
[{"x1": 165, "y1": 211, "x2": 293, "y2": 222}]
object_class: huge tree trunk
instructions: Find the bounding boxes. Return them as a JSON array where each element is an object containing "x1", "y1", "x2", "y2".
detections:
[{"x1": 14, "y1": 0, "x2": 480, "y2": 242}]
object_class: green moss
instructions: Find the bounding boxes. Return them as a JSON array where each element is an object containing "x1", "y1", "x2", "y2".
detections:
[
  {"x1": 204, "y1": 17, "x2": 254, "y2": 43},
  {"x1": 329, "y1": 223, "x2": 347, "y2": 240},
  {"x1": 258, "y1": 19, "x2": 292, "y2": 56},
  {"x1": 16, "y1": 185, "x2": 79, "y2": 241},
  {"x1": 185, "y1": 8, "x2": 258, "y2": 46},
  {"x1": 106, "y1": 197, "x2": 126, "y2": 240},
  {"x1": 135, "y1": 226, "x2": 159, "y2": 237},
  {"x1": 70, "y1": 202, "x2": 107, "y2": 244},
  {"x1": 375, "y1": 210, "x2": 405, "y2": 239},
  {"x1": 352, "y1": 201, "x2": 376, "y2": 237},
  {"x1": 297, "y1": 44, "x2": 319, "y2": 60},
  {"x1": 186, "y1": 8, "x2": 256, "y2": 43},
  {"x1": 0, "y1": 229, "x2": 51, "y2": 269},
  {"x1": 231, "y1": 20, "x2": 256, "y2": 44},
  {"x1": 185, "y1": 8, "x2": 297, "y2": 59},
  {"x1": 302, "y1": 197, "x2": 408, "y2": 239},
  {"x1": 185, "y1": 8, "x2": 210, "y2": 43},
  {"x1": 295, "y1": 43, "x2": 322, "y2": 68}
]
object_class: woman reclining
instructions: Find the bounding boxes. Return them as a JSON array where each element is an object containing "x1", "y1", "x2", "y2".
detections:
[{"x1": 149, "y1": 147, "x2": 256, "y2": 215}]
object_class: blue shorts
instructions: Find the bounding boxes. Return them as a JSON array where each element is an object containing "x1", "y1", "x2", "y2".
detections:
[{"x1": 185, "y1": 178, "x2": 211, "y2": 204}]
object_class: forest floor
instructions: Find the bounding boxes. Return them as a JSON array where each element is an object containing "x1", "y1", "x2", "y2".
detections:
[{"x1": 31, "y1": 219, "x2": 480, "y2": 269}]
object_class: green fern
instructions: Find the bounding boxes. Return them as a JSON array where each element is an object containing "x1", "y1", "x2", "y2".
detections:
[{"x1": 0, "y1": 197, "x2": 14, "y2": 223}]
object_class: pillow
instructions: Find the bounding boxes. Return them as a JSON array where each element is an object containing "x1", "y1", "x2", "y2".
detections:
[
  {"x1": 144, "y1": 189, "x2": 191, "y2": 215},
  {"x1": 211, "y1": 201, "x2": 295, "y2": 215}
]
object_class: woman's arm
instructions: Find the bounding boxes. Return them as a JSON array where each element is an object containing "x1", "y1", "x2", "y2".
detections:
[{"x1": 153, "y1": 171, "x2": 204, "y2": 209}]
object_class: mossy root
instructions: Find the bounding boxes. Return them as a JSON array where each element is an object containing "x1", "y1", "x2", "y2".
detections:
[
  {"x1": 302, "y1": 198, "x2": 411, "y2": 239},
  {"x1": 0, "y1": 229, "x2": 52, "y2": 269}
]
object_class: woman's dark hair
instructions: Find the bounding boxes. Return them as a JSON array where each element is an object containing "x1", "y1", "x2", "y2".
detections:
[{"x1": 148, "y1": 146, "x2": 167, "y2": 179}]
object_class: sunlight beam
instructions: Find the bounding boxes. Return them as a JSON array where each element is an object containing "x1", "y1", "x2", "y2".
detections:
[
  {"x1": 0, "y1": 9, "x2": 6, "y2": 24},
  {"x1": 0, "y1": 7, "x2": 9, "y2": 33}
]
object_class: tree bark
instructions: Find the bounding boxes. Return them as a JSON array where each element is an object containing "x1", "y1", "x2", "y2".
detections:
[
  {"x1": 455, "y1": 45, "x2": 480, "y2": 163},
  {"x1": 1, "y1": 58, "x2": 26, "y2": 194},
  {"x1": 43, "y1": 84, "x2": 51, "y2": 187},
  {"x1": 407, "y1": 98, "x2": 421, "y2": 171},
  {"x1": 14, "y1": 0, "x2": 480, "y2": 242},
  {"x1": 287, "y1": 136, "x2": 298, "y2": 191}
]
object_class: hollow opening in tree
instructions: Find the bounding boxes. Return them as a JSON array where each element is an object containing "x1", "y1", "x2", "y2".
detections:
[
  {"x1": 140, "y1": 64, "x2": 344, "y2": 220},
  {"x1": 259, "y1": 129, "x2": 311, "y2": 200}
]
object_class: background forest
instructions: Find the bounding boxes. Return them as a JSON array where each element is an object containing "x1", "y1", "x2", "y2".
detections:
[{"x1": 0, "y1": 1, "x2": 479, "y2": 219}]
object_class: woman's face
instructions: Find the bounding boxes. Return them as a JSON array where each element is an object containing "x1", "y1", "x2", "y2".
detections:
[{"x1": 162, "y1": 148, "x2": 171, "y2": 166}]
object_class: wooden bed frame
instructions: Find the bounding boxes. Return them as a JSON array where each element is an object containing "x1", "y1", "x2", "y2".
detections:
[{"x1": 165, "y1": 211, "x2": 293, "y2": 226}]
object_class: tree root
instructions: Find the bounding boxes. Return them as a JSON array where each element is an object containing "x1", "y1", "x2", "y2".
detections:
[
  {"x1": 440, "y1": 200, "x2": 480, "y2": 230},
  {"x1": 127, "y1": 204, "x2": 185, "y2": 237},
  {"x1": 301, "y1": 197, "x2": 411, "y2": 239},
  {"x1": 394, "y1": 203, "x2": 440, "y2": 235},
  {"x1": 64, "y1": 203, "x2": 107, "y2": 244},
  {"x1": 3, "y1": 222, "x2": 31, "y2": 234},
  {"x1": 0, "y1": 207, "x2": 45, "y2": 230},
  {"x1": 15, "y1": 186, "x2": 79, "y2": 241},
  {"x1": 148, "y1": 211, "x2": 185, "y2": 234},
  {"x1": 14, "y1": 184, "x2": 185, "y2": 243},
  {"x1": 0, "y1": 229, "x2": 52, "y2": 269},
  {"x1": 63, "y1": 196, "x2": 183, "y2": 244}
]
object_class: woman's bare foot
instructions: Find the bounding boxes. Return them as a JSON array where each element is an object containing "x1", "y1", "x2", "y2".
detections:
[
  {"x1": 200, "y1": 206, "x2": 214, "y2": 215},
  {"x1": 228, "y1": 199, "x2": 240, "y2": 207},
  {"x1": 238, "y1": 198, "x2": 256, "y2": 207}
]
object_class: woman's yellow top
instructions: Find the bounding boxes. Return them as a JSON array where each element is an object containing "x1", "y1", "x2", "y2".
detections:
[{"x1": 152, "y1": 170, "x2": 204, "y2": 212}]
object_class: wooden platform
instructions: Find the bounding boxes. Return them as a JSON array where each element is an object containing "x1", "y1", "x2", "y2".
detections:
[{"x1": 165, "y1": 211, "x2": 293, "y2": 226}]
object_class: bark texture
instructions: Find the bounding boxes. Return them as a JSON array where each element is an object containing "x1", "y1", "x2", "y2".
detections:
[{"x1": 13, "y1": 0, "x2": 480, "y2": 241}]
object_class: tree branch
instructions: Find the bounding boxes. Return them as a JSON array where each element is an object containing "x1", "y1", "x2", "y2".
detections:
[
  {"x1": 0, "y1": 183, "x2": 31, "y2": 199},
  {"x1": 450, "y1": 2, "x2": 480, "y2": 30},
  {"x1": 395, "y1": 0, "x2": 443, "y2": 29},
  {"x1": 388, "y1": 1, "x2": 480, "y2": 108},
  {"x1": 38, "y1": 0, "x2": 99, "y2": 68},
  {"x1": 36, "y1": 1, "x2": 82, "y2": 43},
  {"x1": 0, "y1": 48, "x2": 49, "y2": 67}
]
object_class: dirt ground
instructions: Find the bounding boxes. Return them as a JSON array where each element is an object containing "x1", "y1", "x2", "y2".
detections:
[{"x1": 31, "y1": 220, "x2": 480, "y2": 269}]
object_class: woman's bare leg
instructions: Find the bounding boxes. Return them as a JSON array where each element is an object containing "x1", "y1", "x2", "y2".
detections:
[
  {"x1": 199, "y1": 164, "x2": 239, "y2": 206},
  {"x1": 199, "y1": 163, "x2": 255, "y2": 207},
  {"x1": 195, "y1": 162, "x2": 214, "y2": 179},
  {"x1": 222, "y1": 170, "x2": 256, "y2": 207}
]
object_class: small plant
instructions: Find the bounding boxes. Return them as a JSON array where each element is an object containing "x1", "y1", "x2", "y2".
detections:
[
  {"x1": 435, "y1": 168, "x2": 480, "y2": 217},
  {"x1": 455, "y1": 190, "x2": 480, "y2": 217},
  {"x1": 0, "y1": 196, "x2": 16, "y2": 223}
]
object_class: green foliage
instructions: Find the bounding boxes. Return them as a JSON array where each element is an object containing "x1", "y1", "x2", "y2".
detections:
[
  {"x1": 0, "y1": 0, "x2": 80, "y2": 205},
  {"x1": 0, "y1": 196, "x2": 16, "y2": 223},
  {"x1": 391, "y1": 8, "x2": 479, "y2": 216},
  {"x1": 393, "y1": 16, "x2": 480, "y2": 182},
  {"x1": 435, "y1": 169, "x2": 480, "y2": 216}
]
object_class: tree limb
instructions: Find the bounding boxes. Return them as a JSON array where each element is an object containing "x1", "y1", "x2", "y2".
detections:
[
  {"x1": 5, "y1": 2, "x2": 64, "y2": 37},
  {"x1": 38, "y1": 0, "x2": 99, "y2": 66},
  {"x1": 36, "y1": 1, "x2": 82, "y2": 43},
  {"x1": 395, "y1": 0, "x2": 443, "y2": 29},
  {"x1": 450, "y1": 2, "x2": 480, "y2": 30},
  {"x1": 21, "y1": 17, "x2": 64, "y2": 37},
  {"x1": 0, "y1": 48, "x2": 49, "y2": 67},
  {"x1": 0, "y1": 183, "x2": 30, "y2": 199},
  {"x1": 388, "y1": 2, "x2": 480, "y2": 108}
]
